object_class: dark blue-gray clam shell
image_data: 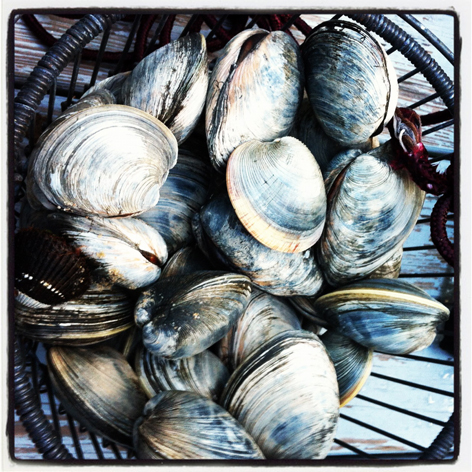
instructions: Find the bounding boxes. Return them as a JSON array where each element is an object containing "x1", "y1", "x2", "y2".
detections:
[
  {"x1": 303, "y1": 20, "x2": 398, "y2": 146},
  {"x1": 314, "y1": 278, "x2": 450, "y2": 355},
  {"x1": 133, "y1": 391, "x2": 264, "y2": 459},
  {"x1": 135, "y1": 271, "x2": 252, "y2": 359}
]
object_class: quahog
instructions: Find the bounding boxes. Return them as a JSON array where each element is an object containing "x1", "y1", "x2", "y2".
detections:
[
  {"x1": 226, "y1": 137, "x2": 326, "y2": 253},
  {"x1": 48, "y1": 345, "x2": 147, "y2": 447},
  {"x1": 206, "y1": 28, "x2": 303, "y2": 172},
  {"x1": 221, "y1": 329, "x2": 339, "y2": 459},
  {"x1": 135, "y1": 271, "x2": 252, "y2": 359},
  {"x1": 303, "y1": 20, "x2": 398, "y2": 146},
  {"x1": 133, "y1": 391, "x2": 265, "y2": 459},
  {"x1": 314, "y1": 278, "x2": 450, "y2": 354}
]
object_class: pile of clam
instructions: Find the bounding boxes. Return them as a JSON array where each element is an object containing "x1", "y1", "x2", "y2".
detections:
[{"x1": 15, "y1": 20, "x2": 449, "y2": 460}]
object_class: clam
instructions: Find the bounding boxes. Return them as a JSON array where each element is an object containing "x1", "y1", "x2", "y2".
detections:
[
  {"x1": 318, "y1": 142, "x2": 425, "y2": 287},
  {"x1": 218, "y1": 288, "x2": 301, "y2": 370},
  {"x1": 14, "y1": 227, "x2": 91, "y2": 307},
  {"x1": 138, "y1": 150, "x2": 213, "y2": 256},
  {"x1": 221, "y1": 329, "x2": 339, "y2": 459},
  {"x1": 15, "y1": 281, "x2": 134, "y2": 345},
  {"x1": 135, "y1": 345, "x2": 230, "y2": 402},
  {"x1": 193, "y1": 192, "x2": 324, "y2": 297},
  {"x1": 42, "y1": 212, "x2": 168, "y2": 290},
  {"x1": 320, "y1": 330, "x2": 373, "y2": 407},
  {"x1": 47, "y1": 345, "x2": 148, "y2": 447},
  {"x1": 303, "y1": 20, "x2": 398, "y2": 146},
  {"x1": 30, "y1": 104, "x2": 178, "y2": 217},
  {"x1": 226, "y1": 137, "x2": 326, "y2": 253},
  {"x1": 122, "y1": 33, "x2": 208, "y2": 144},
  {"x1": 206, "y1": 29, "x2": 303, "y2": 172},
  {"x1": 133, "y1": 391, "x2": 265, "y2": 459},
  {"x1": 135, "y1": 271, "x2": 252, "y2": 359},
  {"x1": 313, "y1": 278, "x2": 450, "y2": 354},
  {"x1": 288, "y1": 295, "x2": 331, "y2": 328}
]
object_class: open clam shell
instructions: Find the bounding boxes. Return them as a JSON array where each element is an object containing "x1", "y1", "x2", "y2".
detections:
[
  {"x1": 122, "y1": 33, "x2": 208, "y2": 144},
  {"x1": 15, "y1": 281, "x2": 134, "y2": 345},
  {"x1": 44, "y1": 212, "x2": 168, "y2": 290},
  {"x1": 318, "y1": 143, "x2": 425, "y2": 287},
  {"x1": 227, "y1": 137, "x2": 326, "y2": 253},
  {"x1": 14, "y1": 227, "x2": 91, "y2": 306},
  {"x1": 314, "y1": 278, "x2": 450, "y2": 354},
  {"x1": 206, "y1": 29, "x2": 303, "y2": 172},
  {"x1": 138, "y1": 150, "x2": 212, "y2": 256},
  {"x1": 194, "y1": 193, "x2": 324, "y2": 297},
  {"x1": 303, "y1": 20, "x2": 398, "y2": 146},
  {"x1": 320, "y1": 330, "x2": 373, "y2": 407},
  {"x1": 218, "y1": 288, "x2": 301, "y2": 370},
  {"x1": 48, "y1": 345, "x2": 147, "y2": 447},
  {"x1": 30, "y1": 104, "x2": 178, "y2": 217},
  {"x1": 133, "y1": 391, "x2": 265, "y2": 459},
  {"x1": 221, "y1": 329, "x2": 339, "y2": 459},
  {"x1": 135, "y1": 345, "x2": 230, "y2": 402},
  {"x1": 135, "y1": 271, "x2": 252, "y2": 359}
]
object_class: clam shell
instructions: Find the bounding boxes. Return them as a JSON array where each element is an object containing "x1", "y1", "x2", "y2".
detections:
[
  {"x1": 14, "y1": 227, "x2": 91, "y2": 306},
  {"x1": 161, "y1": 245, "x2": 212, "y2": 278},
  {"x1": 48, "y1": 345, "x2": 147, "y2": 447},
  {"x1": 318, "y1": 143, "x2": 425, "y2": 286},
  {"x1": 138, "y1": 150, "x2": 212, "y2": 256},
  {"x1": 44, "y1": 212, "x2": 168, "y2": 290},
  {"x1": 122, "y1": 33, "x2": 208, "y2": 144},
  {"x1": 135, "y1": 271, "x2": 252, "y2": 359},
  {"x1": 314, "y1": 278, "x2": 450, "y2": 354},
  {"x1": 221, "y1": 329, "x2": 339, "y2": 459},
  {"x1": 320, "y1": 330, "x2": 373, "y2": 407},
  {"x1": 15, "y1": 281, "x2": 134, "y2": 345},
  {"x1": 135, "y1": 345, "x2": 230, "y2": 402},
  {"x1": 218, "y1": 288, "x2": 301, "y2": 370},
  {"x1": 30, "y1": 104, "x2": 178, "y2": 217},
  {"x1": 206, "y1": 29, "x2": 303, "y2": 172},
  {"x1": 133, "y1": 391, "x2": 265, "y2": 459},
  {"x1": 368, "y1": 247, "x2": 403, "y2": 279},
  {"x1": 303, "y1": 20, "x2": 398, "y2": 146},
  {"x1": 226, "y1": 137, "x2": 326, "y2": 253},
  {"x1": 194, "y1": 192, "x2": 324, "y2": 297}
]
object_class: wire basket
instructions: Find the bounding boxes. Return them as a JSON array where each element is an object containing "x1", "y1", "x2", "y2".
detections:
[{"x1": 10, "y1": 11, "x2": 457, "y2": 462}]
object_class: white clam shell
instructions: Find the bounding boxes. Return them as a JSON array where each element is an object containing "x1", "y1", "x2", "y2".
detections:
[
  {"x1": 227, "y1": 137, "x2": 326, "y2": 253},
  {"x1": 122, "y1": 33, "x2": 208, "y2": 144},
  {"x1": 45, "y1": 212, "x2": 168, "y2": 290},
  {"x1": 206, "y1": 29, "x2": 303, "y2": 172},
  {"x1": 221, "y1": 329, "x2": 339, "y2": 459},
  {"x1": 30, "y1": 104, "x2": 178, "y2": 217}
]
